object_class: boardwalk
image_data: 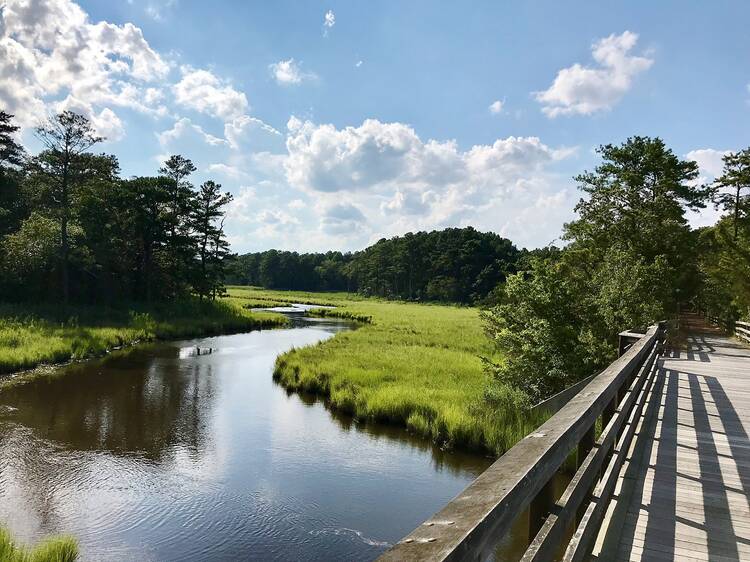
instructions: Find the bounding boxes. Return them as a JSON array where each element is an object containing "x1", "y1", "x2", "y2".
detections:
[{"x1": 594, "y1": 321, "x2": 750, "y2": 561}]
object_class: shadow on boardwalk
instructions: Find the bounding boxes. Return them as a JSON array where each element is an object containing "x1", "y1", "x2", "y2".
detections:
[{"x1": 595, "y1": 315, "x2": 750, "y2": 561}]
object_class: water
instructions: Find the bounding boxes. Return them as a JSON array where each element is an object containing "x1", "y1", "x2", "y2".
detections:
[{"x1": 0, "y1": 317, "x2": 492, "y2": 561}]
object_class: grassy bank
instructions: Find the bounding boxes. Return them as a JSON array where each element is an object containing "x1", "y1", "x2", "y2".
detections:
[
  {"x1": 0, "y1": 298, "x2": 285, "y2": 375},
  {"x1": 228, "y1": 287, "x2": 546, "y2": 456},
  {"x1": 0, "y1": 527, "x2": 78, "y2": 562}
]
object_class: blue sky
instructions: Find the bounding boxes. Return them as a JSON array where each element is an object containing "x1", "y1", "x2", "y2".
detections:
[{"x1": 2, "y1": 0, "x2": 748, "y2": 252}]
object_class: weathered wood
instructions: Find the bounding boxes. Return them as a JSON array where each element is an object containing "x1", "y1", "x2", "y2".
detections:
[
  {"x1": 378, "y1": 324, "x2": 662, "y2": 562},
  {"x1": 594, "y1": 325, "x2": 750, "y2": 561},
  {"x1": 735, "y1": 323, "x2": 750, "y2": 343},
  {"x1": 522, "y1": 346, "x2": 659, "y2": 562},
  {"x1": 529, "y1": 373, "x2": 596, "y2": 416},
  {"x1": 563, "y1": 346, "x2": 659, "y2": 561},
  {"x1": 619, "y1": 331, "x2": 646, "y2": 357}
]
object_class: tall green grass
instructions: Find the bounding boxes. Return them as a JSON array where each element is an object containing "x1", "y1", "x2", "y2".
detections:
[
  {"x1": 231, "y1": 287, "x2": 547, "y2": 456},
  {"x1": 0, "y1": 299, "x2": 285, "y2": 375},
  {"x1": 0, "y1": 527, "x2": 78, "y2": 562}
]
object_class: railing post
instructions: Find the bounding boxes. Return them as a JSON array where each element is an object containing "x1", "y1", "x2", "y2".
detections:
[{"x1": 529, "y1": 479, "x2": 555, "y2": 543}]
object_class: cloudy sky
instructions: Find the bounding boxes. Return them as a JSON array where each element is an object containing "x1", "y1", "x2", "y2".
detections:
[{"x1": 2, "y1": 0, "x2": 748, "y2": 252}]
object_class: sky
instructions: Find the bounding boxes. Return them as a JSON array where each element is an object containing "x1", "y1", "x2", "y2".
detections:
[{"x1": 1, "y1": 0, "x2": 749, "y2": 253}]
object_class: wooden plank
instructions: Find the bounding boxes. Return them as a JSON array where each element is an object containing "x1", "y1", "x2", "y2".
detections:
[
  {"x1": 595, "y1": 329, "x2": 750, "y2": 561},
  {"x1": 523, "y1": 347, "x2": 659, "y2": 561}
]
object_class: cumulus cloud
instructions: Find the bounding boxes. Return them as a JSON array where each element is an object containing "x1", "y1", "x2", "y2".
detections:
[
  {"x1": 320, "y1": 203, "x2": 366, "y2": 234},
  {"x1": 57, "y1": 97, "x2": 125, "y2": 140},
  {"x1": 489, "y1": 100, "x2": 504, "y2": 114},
  {"x1": 535, "y1": 31, "x2": 653, "y2": 117},
  {"x1": 686, "y1": 148, "x2": 729, "y2": 181},
  {"x1": 173, "y1": 66, "x2": 249, "y2": 121},
  {"x1": 285, "y1": 117, "x2": 564, "y2": 194},
  {"x1": 269, "y1": 58, "x2": 314, "y2": 85},
  {"x1": 0, "y1": 0, "x2": 169, "y2": 126},
  {"x1": 272, "y1": 117, "x2": 576, "y2": 248}
]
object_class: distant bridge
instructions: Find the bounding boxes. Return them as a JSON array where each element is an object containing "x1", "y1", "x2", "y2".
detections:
[{"x1": 378, "y1": 313, "x2": 750, "y2": 561}]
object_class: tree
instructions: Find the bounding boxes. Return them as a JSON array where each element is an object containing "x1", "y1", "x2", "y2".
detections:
[
  {"x1": 31, "y1": 111, "x2": 102, "y2": 303},
  {"x1": 483, "y1": 137, "x2": 710, "y2": 402},
  {"x1": 0, "y1": 111, "x2": 27, "y2": 235},
  {"x1": 159, "y1": 154, "x2": 196, "y2": 240},
  {"x1": 0, "y1": 110, "x2": 25, "y2": 168},
  {"x1": 712, "y1": 148, "x2": 750, "y2": 240},
  {"x1": 192, "y1": 180, "x2": 233, "y2": 299},
  {"x1": 565, "y1": 137, "x2": 702, "y2": 261}
]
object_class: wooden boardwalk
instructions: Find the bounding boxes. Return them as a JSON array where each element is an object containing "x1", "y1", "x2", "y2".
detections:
[{"x1": 594, "y1": 319, "x2": 750, "y2": 561}]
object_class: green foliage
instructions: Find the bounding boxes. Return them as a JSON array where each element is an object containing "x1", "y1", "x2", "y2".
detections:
[
  {"x1": 0, "y1": 527, "x2": 78, "y2": 562},
  {"x1": 0, "y1": 110, "x2": 235, "y2": 304},
  {"x1": 711, "y1": 148, "x2": 750, "y2": 240},
  {"x1": 192, "y1": 180, "x2": 234, "y2": 300},
  {"x1": 226, "y1": 227, "x2": 522, "y2": 304},
  {"x1": 697, "y1": 218, "x2": 750, "y2": 322},
  {"x1": 695, "y1": 148, "x2": 750, "y2": 323},
  {"x1": 483, "y1": 137, "x2": 708, "y2": 402},
  {"x1": 0, "y1": 298, "x2": 285, "y2": 375}
]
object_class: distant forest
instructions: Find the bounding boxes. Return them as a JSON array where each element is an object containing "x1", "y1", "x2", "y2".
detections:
[{"x1": 227, "y1": 227, "x2": 524, "y2": 303}]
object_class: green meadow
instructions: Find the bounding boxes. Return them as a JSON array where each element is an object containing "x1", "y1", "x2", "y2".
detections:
[
  {"x1": 229, "y1": 286, "x2": 545, "y2": 456},
  {"x1": 0, "y1": 298, "x2": 284, "y2": 376}
]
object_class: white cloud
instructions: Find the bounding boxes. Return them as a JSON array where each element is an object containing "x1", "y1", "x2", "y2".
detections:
[
  {"x1": 173, "y1": 66, "x2": 249, "y2": 121},
  {"x1": 0, "y1": 0, "x2": 170, "y2": 125},
  {"x1": 489, "y1": 100, "x2": 504, "y2": 114},
  {"x1": 285, "y1": 117, "x2": 564, "y2": 194},
  {"x1": 686, "y1": 148, "x2": 728, "y2": 180},
  {"x1": 269, "y1": 58, "x2": 314, "y2": 85},
  {"x1": 206, "y1": 162, "x2": 245, "y2": 179},
  {"x1": 355, "y1": 60, "x2": 363, "y2": 68},
  {"x1": 273, "y1": 117, "x2": 576, "y2": 249},
  {"x1": 535, "y1": 31, "x2": 653, "y2": 117},
  {"x1": 51, "y1": 95, "x2": 125, "y2": 141},
  {"x1": 157, "y1": 117, "x2": 227, "y2": 147},
  {"x1": 224, "y1": 115, "x2": 281, "y2": 149},
  {"x1": 684, "y1": 148, "x2": 732, "y2": 228},
  {"x1": 323, "y1": 10, "x2": 335, "y2": 36}
]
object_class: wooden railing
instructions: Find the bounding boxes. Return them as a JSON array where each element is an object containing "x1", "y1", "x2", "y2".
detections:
[
  {"x1": 736, "y1": 321, "x2": 750, "y2": 344},
  {"x1": 378, "y1": 323, "x2": 665, "y2": 562}
]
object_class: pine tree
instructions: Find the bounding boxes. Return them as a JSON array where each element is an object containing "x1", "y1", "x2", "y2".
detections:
[
  {"x1": 712, "y1": 148, "x2": 750, "y2": 240},
  {"x1": 32, "y1": 111, "x2": 103, "y2": 303},
  {"x1": 192, "y1": 180, "x2": 233, "y2": 299}
]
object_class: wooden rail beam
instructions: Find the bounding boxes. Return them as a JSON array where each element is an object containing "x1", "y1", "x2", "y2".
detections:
[{"x1": 378, "y1": 324, "x2": 663, "y2": 562}]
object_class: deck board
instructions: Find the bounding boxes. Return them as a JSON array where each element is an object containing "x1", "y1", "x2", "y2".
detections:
[{"x1": 593, "y1": 323, "x2": 750, "y2": 561}]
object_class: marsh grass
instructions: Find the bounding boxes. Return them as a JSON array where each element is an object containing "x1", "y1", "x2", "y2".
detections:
[
  {"x1": 230, "y1": 287, "x2": 546, "y2": 456},
  {"x1": 0, "y1": 527, "x2": 78, "y2": 562},
  {"x1": 0, "y1": 298, "x2": 285, "y2": 375}
]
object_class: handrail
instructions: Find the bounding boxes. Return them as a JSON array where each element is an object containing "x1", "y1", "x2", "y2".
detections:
[
  {"x1": 378, "y1": 323, "x2": 664, "y2": 562},
  {"x1": 736, "y1": 320, "x2": 750, "y2": 344}
]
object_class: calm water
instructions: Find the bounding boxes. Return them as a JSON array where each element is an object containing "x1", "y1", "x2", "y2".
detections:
[{"x1": 0, "y1": 317, "x2": 492, "y2": 561}]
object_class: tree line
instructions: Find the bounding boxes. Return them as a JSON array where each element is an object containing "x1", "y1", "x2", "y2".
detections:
[
  {"x1": 0, "y1": 110, "x2": 233, "y2": 304},
  {"x1": 227, "y1": 227, "x2": 523, "y2": 303},
  {"x1": 482, "y1": 137, "x2": 750, "y2": 402}
]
